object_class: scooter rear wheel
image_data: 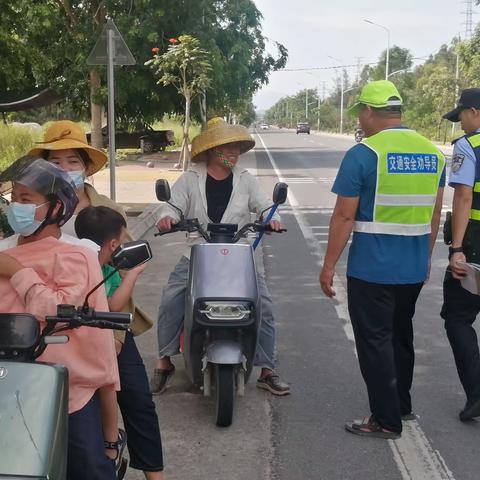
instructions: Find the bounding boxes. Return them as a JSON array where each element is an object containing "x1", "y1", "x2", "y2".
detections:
[{"x1": 215, "y1": 364, "x2": 234, "y2": 427}]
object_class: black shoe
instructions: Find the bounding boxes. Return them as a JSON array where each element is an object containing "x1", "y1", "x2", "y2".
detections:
[
  {"x1": 459, "y1": 390, "x2": 480, "y2": 421},
  {"x1": 256, "y1": 373, "x2": 290, "y2": 396},
  {"x1": 115, "y1": 429, "x2": 128, "y2": 473},
  {"x1": 150, "y1": 365, "x2": 175, "y2": 395}
]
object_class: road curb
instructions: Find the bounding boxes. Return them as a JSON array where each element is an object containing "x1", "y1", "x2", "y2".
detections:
[{"x1": 129, "y1": 203, "x2": 162, "y2": 240}]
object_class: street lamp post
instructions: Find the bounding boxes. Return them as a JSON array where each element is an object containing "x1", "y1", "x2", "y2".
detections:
[
  {"x1": 329, "y1": 56, "x2": 345, "y2": 134},
  {"x1": 307, "y1": 72, "x2": 326, "y2": 132},
  {"x1": 340, "y1": 76, "x2": 344, "y2": 134},
  {"x1": 387, "y1": 68, "x2": 410, "y2": 79},
  {"x1": 364, "y1": 19, "x2": 390, "y2": 79}
]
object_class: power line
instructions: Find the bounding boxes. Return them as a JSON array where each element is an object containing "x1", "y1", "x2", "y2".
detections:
[{"x1": 279, "y1": 57, "x2": 430, "y2": 72}]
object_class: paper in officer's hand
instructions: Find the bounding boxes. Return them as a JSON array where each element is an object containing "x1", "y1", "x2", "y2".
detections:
[{"x1": 457, "y1": 262, "x2": 480, "y2": 295}]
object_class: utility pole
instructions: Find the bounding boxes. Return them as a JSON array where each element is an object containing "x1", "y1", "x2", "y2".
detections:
[
  {"x1": 462, "y1": 0, "x2": 474, "y2": 40},
  {"x1": 305, "y1": 89, "x2": 309, "y2": 120},
  {"x1": 452, "y1": 35, "x2": 461, "y2": 137},
  {"x1": 317, "y1": 86, "x2": 321, "y2": 131},
  {"x1": 355, "y1": 57, "x2": 363, "y2": 84},
  {"x1": 316, "y1": 81, "x2": 326, "y2": 131}
]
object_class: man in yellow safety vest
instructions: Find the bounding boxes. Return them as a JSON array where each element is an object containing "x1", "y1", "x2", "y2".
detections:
[{"x1": 320, "y1": 80, "x2": 445, "y2": 439}]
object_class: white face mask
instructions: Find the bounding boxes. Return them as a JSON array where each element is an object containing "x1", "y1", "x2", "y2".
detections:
[{"x1": 67, "y1": 170, "x2": 86, "y2": 189}]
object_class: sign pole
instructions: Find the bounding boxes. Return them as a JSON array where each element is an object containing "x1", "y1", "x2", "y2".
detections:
[
  {"x1": 107, "y1": 26, "x2": 116, "y2": 201},
  {"x1": 87, "y1": 18, "x2": 135, "y2": 201}
]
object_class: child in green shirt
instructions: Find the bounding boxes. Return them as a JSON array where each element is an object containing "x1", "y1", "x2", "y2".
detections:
[{"x1": 74, "y1": 206, "x2": 147, "y2": 466}]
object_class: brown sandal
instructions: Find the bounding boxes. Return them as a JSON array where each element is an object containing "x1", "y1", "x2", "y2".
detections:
[{"x1": 345, "y1": 415, "x2": 401, "y2": 440}]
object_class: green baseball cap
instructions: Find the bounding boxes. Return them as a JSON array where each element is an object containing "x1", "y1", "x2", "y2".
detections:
[{"x1": 347, "y1": 80, "x2": 403, "y2": 117}]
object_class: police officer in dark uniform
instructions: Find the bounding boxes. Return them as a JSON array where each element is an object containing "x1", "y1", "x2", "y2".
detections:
[{"x1": 442, "y1": 88, "x2": 480, "y2": 421}]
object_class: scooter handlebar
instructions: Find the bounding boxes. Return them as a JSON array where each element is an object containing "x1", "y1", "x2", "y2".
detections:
[
  {"x1": 91, "y1": 311, "x2": 132, "y2": 323},
  {"x1": 257, "y1": 224, "x2": 288, "y2": 233},
  {"x1": 154, "y1": 219, "x2": 201, "y2": 236}
]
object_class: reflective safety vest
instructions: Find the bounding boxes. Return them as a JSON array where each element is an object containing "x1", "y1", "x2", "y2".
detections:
[
  {"x1": 354, "y1": 128, "x2": 445, "y2": 236},
  {"x1": 462, "y1": 132, "x2": 480, "y2": 221}
]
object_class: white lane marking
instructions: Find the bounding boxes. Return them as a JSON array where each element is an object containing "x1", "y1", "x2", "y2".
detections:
[
  {"x1": 282, "y1": 177, "x2": 316, "y2": 183},
  {"x1": 255, "y1": 133, "x2": 456, "y2": 480}
]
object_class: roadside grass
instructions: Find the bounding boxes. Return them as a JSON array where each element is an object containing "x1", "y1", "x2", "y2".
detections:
[
  {"x1": 0, "y1": 117, "x2": 197, "y2": 171},
  {"x1": 152, "y1": 115, "x2": 201, "y2": 149},
  {"x1": 0, "y1": 123, "x2": 42, "y2": 171}
]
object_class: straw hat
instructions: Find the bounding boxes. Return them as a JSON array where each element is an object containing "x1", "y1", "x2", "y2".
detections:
[
  {"x1": 28, "y1": 120, "x2": 107, "y2": 176},
  {"x1": 191, "y1": 117, "x2": 255, "y2": 163}
]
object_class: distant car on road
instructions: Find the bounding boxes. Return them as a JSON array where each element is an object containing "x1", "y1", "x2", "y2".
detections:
[
  {"x1": 259, "y1": 123, "x2": 270, "y2": 130},
  {"x1": 87, "y1": 125, "x2": 175, "y2": 153},
  {"x1": 296, "y1": 122, "x2": 310, "y2": 134}
]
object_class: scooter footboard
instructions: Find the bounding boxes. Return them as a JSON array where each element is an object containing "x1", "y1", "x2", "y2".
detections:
[{"x1": 0, "y1": 361, "x2": 68, "y2": 478}]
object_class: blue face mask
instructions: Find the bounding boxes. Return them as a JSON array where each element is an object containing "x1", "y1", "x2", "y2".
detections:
[
  {"x1": 67, "y1": 170, "x2": 85, "y2": 189},
  {"x1": 7, "y1": 202, "x2": 48, "y2": 236}
]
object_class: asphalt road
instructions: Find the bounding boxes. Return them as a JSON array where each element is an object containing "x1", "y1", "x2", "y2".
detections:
[{"x1": 130, "y1": 129, "x2": 479, "y2": 480}]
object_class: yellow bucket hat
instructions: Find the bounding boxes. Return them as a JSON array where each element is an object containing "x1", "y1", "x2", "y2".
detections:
[
  {"x1": 28, "y1": 120, "x2": 107, "y2": 176},
  {"x1": 347, "y1": 80, "x2": 403, "y2": 117},
  {"x1": 191, "y1": 117, "x2": 255, "y2": 163}
]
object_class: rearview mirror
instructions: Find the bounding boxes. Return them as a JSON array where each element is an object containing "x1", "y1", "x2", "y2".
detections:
[
  {"x1": 272, "y1": 182, "x2": 288, "y2": 205},
  {"x1": 111, "y1": 240, "x2": 153, "y2": 270},
  {"x1": 83, "y1": 241, "x2": 153, "y2": 307},
  {"x1": 156, "y1": 179, "x2": 171, "y2": 202}
]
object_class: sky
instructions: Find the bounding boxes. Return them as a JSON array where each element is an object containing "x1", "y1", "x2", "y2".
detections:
[{"x1": 252, "y1": 0, "x2": 475, "y2": 112}]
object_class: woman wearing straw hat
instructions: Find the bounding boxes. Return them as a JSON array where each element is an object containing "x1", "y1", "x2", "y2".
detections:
[
  {"x1": 28, "y1": 121, "x2": 165, "y2": 479},
  {"x1": 151, "y1": 117, "x2": 290, "y2": 396}
]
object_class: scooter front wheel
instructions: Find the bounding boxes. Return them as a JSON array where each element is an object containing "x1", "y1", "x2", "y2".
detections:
[{"x1": 214, "y1": 364, "x2": 235, "y2": 427}]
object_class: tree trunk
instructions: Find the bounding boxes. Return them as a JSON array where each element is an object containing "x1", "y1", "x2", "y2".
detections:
[
  {"x1": 89, "y1": 69, "x2": 103, "y2": 149},
  {"x1": 199, "y1": 91, "x2": 207, "y2": 130},
  {"x1": 89, "y1": 1, "x2": 106, "y2": 150},
  {"x1": 182, "y1": 94, "x2": 192, "y2": 171}
]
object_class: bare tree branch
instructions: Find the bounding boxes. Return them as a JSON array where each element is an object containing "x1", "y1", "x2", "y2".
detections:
[{"x1": 55, "y1": 0, "x2": 78, "y2": 27}]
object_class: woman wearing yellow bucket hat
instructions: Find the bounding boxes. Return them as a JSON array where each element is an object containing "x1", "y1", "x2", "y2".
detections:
[
  {"x1": 28, "y1": 121, "x2": 165, "y2": 479},
  {"x1": 28, "y1": 120, "x2": 115, "y2": 235},
  {"x1": 150, "y1": 118, "x2": 290, "y2": 396}
]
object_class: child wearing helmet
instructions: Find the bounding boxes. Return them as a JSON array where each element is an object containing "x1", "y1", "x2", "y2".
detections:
[{"x1": 0, "y1": 156, "x2": 119, "y2": 480}]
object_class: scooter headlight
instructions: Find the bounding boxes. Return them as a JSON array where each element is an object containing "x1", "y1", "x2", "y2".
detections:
[{"x1": 200, "y1": 302, "x2": 251, "y2": 321}]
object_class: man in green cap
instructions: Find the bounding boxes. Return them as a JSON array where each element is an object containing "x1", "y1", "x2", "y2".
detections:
[{"x1": 319, "y1": 80, "x2": 446, "y2": 439}]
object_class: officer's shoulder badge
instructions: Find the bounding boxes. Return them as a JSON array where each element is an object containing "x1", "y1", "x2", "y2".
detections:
[{"x1": 451, "y1": 154, "x2": 465, "y2": 173}]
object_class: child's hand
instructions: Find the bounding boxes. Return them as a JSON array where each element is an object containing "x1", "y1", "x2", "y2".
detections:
[
  {"x1": 0, "y1": 253, "x2": 23, "y2": 277},
  {"x1": 125, "y1": 262, "x2": 148, "y2": 277}
]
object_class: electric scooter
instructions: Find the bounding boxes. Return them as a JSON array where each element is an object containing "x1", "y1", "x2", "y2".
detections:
[
  {"x1": 155, "y1": 180, "x2": 288, "y2": 426},
  {"x1": 0, "y1": 240, "x2": 152, "y2": 479}
]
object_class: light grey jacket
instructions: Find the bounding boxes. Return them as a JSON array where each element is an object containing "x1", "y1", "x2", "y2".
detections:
[{"x1": 158, "y1": 163, "x2": 280, "y2": 252}]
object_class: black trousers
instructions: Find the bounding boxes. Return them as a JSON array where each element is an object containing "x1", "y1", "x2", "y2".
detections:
[
  {"x1": 117, "y1": 331, "x2": 164, "y2": 472},
  {"x1": 347, "y1": 276, "x2": 423, "y2": 434},
  {"x1": 441, "y1": 269, "x2": 480, "y2": 400},
  {"x1": 68, "y1": 393, "x2": 116, "y2": 480}
]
